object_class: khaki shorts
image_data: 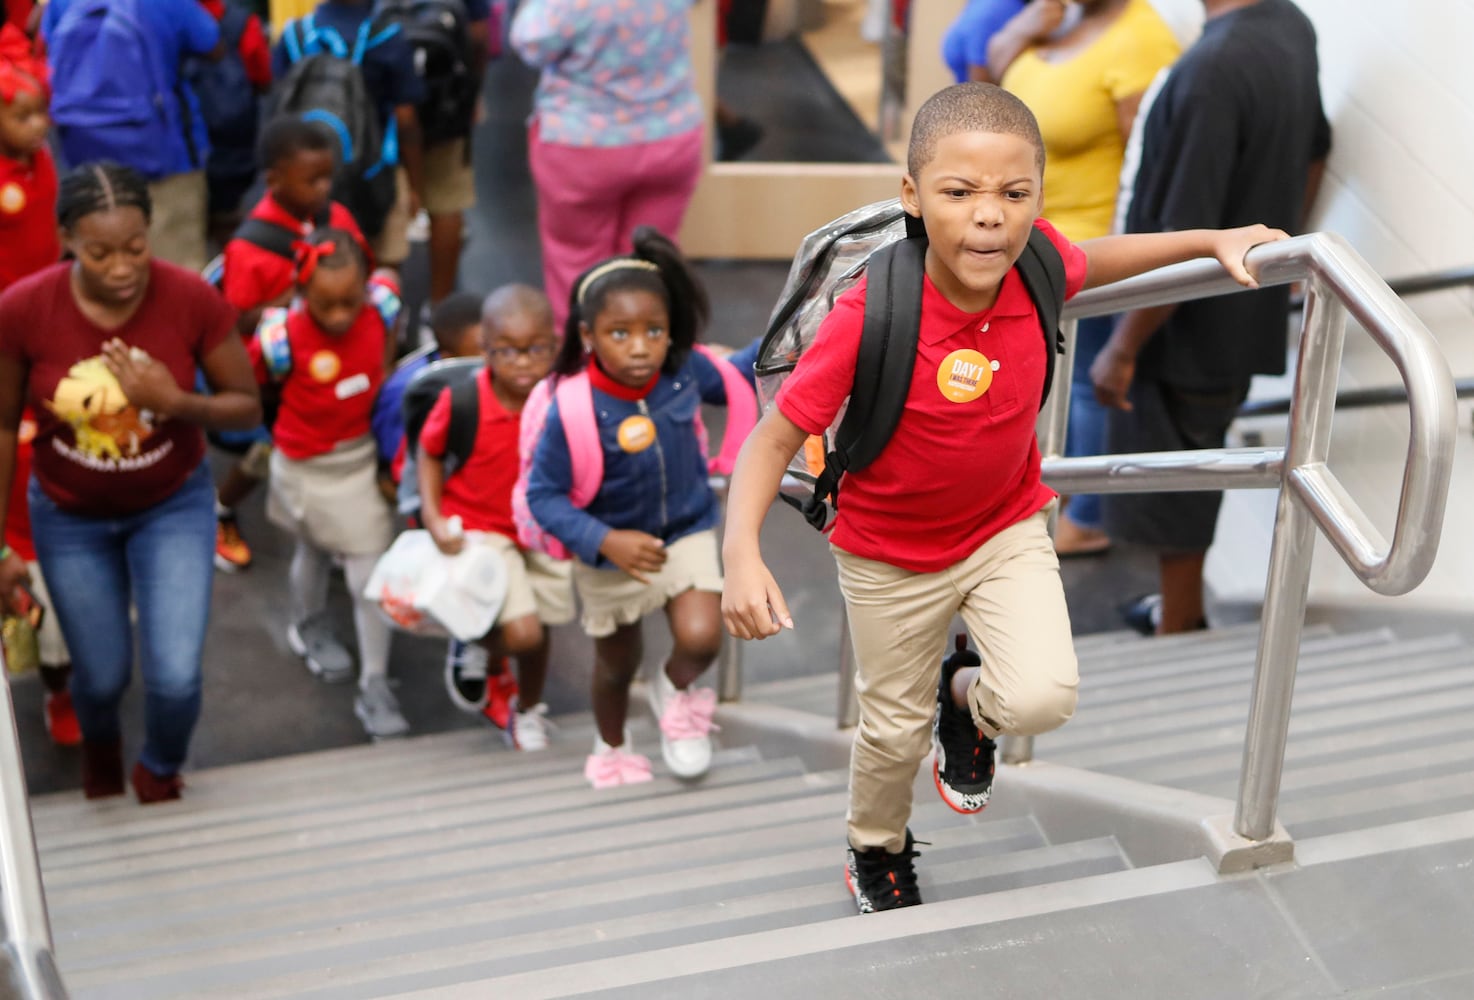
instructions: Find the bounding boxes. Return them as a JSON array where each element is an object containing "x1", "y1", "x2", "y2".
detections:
[
  {"x1": 472, "y1": 531, "x2": 575, "y2": 628},
  {"x1": 25, "y1": 561, "x2": 69, "y2": 667},
  {"x1": 148, "y1": 171, "x2": 208, "y2": 272},
  {"x1": 423, "y1": 138, "x2": 475, "y2": 216},
  {"x1": 372, "y1": 168, "x2": 413, "y2": 267},
  {"x1": 571, "y1": 529, "x2": 722, "y2": 638}
]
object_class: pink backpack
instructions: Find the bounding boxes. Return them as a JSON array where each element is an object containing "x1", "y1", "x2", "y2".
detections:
[{"x1": 511, "y1": 345, "x2": 758, "y2": 560}]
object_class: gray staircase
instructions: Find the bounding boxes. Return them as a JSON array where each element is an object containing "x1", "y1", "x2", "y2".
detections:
[{"x1": 28, "y1": 622, "x2": 1474, "y2": 998}]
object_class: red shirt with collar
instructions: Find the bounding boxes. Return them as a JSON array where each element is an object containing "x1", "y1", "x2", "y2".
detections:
[
  {"x1": 419, "y1": 367, "x2": 521, "y2": 539},
  {"x1": 0, "y1": 146, "x2": 58, "y2": 290},
  {"x1": 251, "y1": 302, "x2": 388, "y2": 461},
  {"x1": 198, "y1": 0, "x2": 271, "y2": 88},
  {"x1": 776, "y1": 218, "x2": 1088, "y2": 573},
  {"x1": 221, "y1": 193, "x2": 364, "y2": 313}
]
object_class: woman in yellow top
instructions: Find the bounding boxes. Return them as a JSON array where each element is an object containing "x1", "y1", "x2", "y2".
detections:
[{"x1": 991, "y1": 0, "x2": 1182, "y2": 556}]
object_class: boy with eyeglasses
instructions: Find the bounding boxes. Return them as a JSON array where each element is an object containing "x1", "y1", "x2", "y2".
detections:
[{"x1": 417, "y1": 283, "x2": 575, "y2": 749}]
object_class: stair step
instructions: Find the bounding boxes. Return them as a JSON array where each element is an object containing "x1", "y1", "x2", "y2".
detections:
[
  {"x1": 67, "y1": 825, "x2": 1123, "y2": 1000},
  {"x1": 1070, "y1": 623, "x2": 1339, "y2": 673},
  {"x1": 1278, "y1": 767, "x2": 1474, "y2": 834}
]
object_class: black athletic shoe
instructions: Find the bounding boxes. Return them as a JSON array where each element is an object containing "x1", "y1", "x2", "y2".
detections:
[
  {"x1": 932, "y1": 634, "x2": 996, "y2": 814},
  {"x1": 844, "y1": 829, "x2": 923, "y2": 914}
]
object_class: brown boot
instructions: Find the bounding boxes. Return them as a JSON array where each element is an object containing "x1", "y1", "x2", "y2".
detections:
[
  {"x1": 80, "y1": 739, "x2": 124, "y2": 799},
  {"x1": 130, "y1": 762, "x2": 183, "y2": 805}
]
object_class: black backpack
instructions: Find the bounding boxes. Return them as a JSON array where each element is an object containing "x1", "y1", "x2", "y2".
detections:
[
  {"x1": 201, "y1": 204, "x2": 332, "y2": 290},
  {"x1": 184, "y1": 3, "x2": 261, "y2": 193},
  {"x1": 376, "y1": 0, "x2": 479, "y2": 146},
  {"x1": 755, "y1": 201, "x2": 1067, "y2": 531},
  {"x1": 272, "y1": 14, "x2": 399, "y2": 238},
  {"x1": 401, "y1": 356, "x2": 482, "y2": 481}
]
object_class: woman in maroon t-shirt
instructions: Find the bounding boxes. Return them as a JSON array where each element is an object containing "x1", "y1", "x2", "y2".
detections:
[{"x1": 0, "y1": 163, "x2": 260, "y2": 803}]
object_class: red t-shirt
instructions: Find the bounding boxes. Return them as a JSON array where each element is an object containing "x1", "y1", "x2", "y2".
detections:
[
  {"x1": 777, "y1": 218, "x2": 1088, "y2": 573},
  {"x1": 0, "y1": 147, "x2": 58, "y2": 290},
  {"x1": 221, "y1": 194, "x2": 364, "y2": 313},
  {"x1": 419, "y1": 368, "x2": 520, "y2": 539},
  {"x1": 198, "y1": 0, "x2": 271, "y2": 88},
  {"x1": 253, "y1": 302, "x2": 388, "y2": 460},
  {"x1": 4, "y1": 408, "x2": 37, "y2": 561},
  {"x1": 0, "y1": 262, "x2": 236, "y2": 516}
]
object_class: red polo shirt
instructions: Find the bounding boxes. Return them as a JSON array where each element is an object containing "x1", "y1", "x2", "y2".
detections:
[
  {"x1": 251, "y1": 303, "x2": 388, "y2": 460},
  {"x1": 221, "y1": 193, "x2": 365, "y2": 312},
  {"x1": 777, "y1": 218, "x2": 1087, "y2": 573},
  {"x1": 419, "y1": 368, "x2": 521, "y2": 540},
  {"x1": 0, "y1": 146, "x2": 58, "y2": 290}
]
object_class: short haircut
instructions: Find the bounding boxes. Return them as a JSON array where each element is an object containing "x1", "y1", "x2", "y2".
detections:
[
  {"x1": 257, "y1": 114, "x2": 336, "y2": 172},
  {"x1": 481, "y1": 284, "x2": 553, "y2": 335},
  {"x1": 427, "y1": 292, "x2": 485, "y2": 352},
  {"x1": 907, "y1": 82, "x2": 1045, "y2": 178}
]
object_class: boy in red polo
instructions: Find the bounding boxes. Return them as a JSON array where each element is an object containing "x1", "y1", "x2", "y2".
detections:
[
  {"x1": 213, "y1": 115, "x2": 368, "y2": 572},
  {"x1": 721, "y1": 82, "x2": 1286, "y2": 914}
]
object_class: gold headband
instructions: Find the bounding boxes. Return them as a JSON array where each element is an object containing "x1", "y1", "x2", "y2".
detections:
[{"x1": 576, "y1": 258, "x2": 660, "y2": 305}]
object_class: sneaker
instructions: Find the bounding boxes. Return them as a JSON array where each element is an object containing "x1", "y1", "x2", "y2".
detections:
[
  {"x1": 287, "y1": 614, "x2": 355, "y2": 684},
  {"x1": 130, "y1": 761, "x2": 183, "y2": 805},
  {"x1": 1120, "y1": 594, "x2": 1208, "y2": 636},
  {"x1": 933, "y1": 634, "x2": 996, "y2": 815},
  {"x1": 506, "y1": 699, "x2": 551, "y2": 752},
  {"x1": 844, "y1": 829, "x2": 923, "y2": 914},
  {"x1": 44, "y1": 690, "x2": 82, "y2": 747},
  {"x1": 647, "y1": 671, "x2": 717, "y2": 779},
  {"x1": 481, "y1": 665, "x2": 519, "y2": 730},
  {"x1": 354, "y1": 676, "x2": 411, "y2": 740},
  {"x1": 214, "y1": 515, "x2": 252, "y2": 572},
  {"x1": 444, "y1": 640, "x2": 489, "y2": 713},
  {"x1": 583, "y1": 737, "x2": 652, "y2": 790}
]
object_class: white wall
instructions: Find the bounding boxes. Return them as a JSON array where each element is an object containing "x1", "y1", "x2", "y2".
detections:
[{"x1": 1206, "y1": 0, "x2": 1474, "y2": 622}]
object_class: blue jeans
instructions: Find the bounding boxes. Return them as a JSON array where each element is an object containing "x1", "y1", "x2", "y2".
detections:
[
  {"x1": 1064, "y1": 315, "x2": 1116, "y2": 530},
  {"x1": 29, "y1": 463, "x2": 216, "y2": 776}
]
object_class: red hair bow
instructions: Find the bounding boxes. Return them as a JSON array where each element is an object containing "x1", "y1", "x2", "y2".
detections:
[
  {"x1": 293, "y1": 240, "x2": 338, "y2": 286},
  {"x1": 0, "y1": 25, "x2": 47, "y2": 105}
]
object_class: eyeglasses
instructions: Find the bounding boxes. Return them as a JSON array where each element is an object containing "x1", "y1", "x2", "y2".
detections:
[{"x1": 488, "y1": 343, "x2": 556, "y2": 364}]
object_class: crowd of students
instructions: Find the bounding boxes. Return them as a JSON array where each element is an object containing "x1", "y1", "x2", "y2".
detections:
[{"x1": 0, "y1": 0, "x2": 1329, "y2": 920}]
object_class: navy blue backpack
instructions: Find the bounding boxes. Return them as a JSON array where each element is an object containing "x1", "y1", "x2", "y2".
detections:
[
  {"x1": 185, "y1": 3, "x2": 260, "y2": 195},
  {"x1": 48, "y1": 0, "x2": 194, "y2": 179}
]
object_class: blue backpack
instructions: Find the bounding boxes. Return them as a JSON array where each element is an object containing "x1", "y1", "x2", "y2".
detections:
[
  {"x1": 185, "y1": 3, "x2": 260, "y2": 191},
  {"x1": 48, "y1": 0, "x2": 195, "y2": 179}
]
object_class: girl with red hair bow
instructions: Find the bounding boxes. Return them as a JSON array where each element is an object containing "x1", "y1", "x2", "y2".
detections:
[{"x1": 247, "y1": 229, "x2": 409, "y2": 740}]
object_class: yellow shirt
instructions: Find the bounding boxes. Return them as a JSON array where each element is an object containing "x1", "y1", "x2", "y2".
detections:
[
  {"x1": 1001, "y1": 0, "x2": 1181, "y2": 242},
  {"x1": 270, "y1": 0, "x2": 317, "y2": 35}
]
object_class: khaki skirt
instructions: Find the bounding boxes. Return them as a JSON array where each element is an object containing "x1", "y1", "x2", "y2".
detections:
[
  {"x1": 268, "y1": 436, "x2": 393, "y2": 556},
  {"x1": 572, "y1": 529, "x2": 723, "y2": 638}
]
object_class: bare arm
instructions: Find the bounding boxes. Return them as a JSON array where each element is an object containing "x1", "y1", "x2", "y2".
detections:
[
  {"x1": 986, "y1": 0, "x2": 1065, "y2": 83},
  {"x1": 103, "y1": 335, "x2": 261, "y2": 431},
  {"x1": 417, "y1": 447, "x2": 463, "y2": 554},
  {"x1": 1114, "y1": 90, "x2": 1145, "y2": 144},
  {"x1": 720, "y1": 409, "x2": 809, "y2": 640},
  {"x1": 1080, "y1": 224, "x2": 1287, "y2": 291}
]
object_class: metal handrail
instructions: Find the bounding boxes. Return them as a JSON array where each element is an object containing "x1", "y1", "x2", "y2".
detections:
[
  {"x1": 0, "y1": 666, "x2": 67, "y2": 998},
  {"x1": 715, "y1": 232, "x2": 1457, "y2": 847}
]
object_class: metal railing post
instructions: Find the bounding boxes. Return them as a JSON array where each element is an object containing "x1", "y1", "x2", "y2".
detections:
[
  {"x1": 1, "y1": 671, "x2": 62, "y2": 998},
  {"x1": 1235, "y1": 283, "x2": 1347, "y2": 841},
  {"x1": 717, "y1": 630, "x2": 743, "y2": 703}
]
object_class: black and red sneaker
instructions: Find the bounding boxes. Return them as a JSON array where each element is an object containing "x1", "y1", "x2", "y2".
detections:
[
  {"x1": 844, "y1": 829, "x2": 923, "y2": 914},
  {"x1": 933, "y1": 633, "x2": 996, "y2": 814}
]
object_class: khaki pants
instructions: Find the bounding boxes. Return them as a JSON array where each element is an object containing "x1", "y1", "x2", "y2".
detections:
[
  {"x1": 148, "y1": 171, "x2": 208, "y2": 272},
  {"x1": 834, "y1": 507, "x2": 1078, "y2": 852}
]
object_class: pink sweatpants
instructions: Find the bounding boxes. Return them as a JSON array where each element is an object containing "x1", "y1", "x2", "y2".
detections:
[{"x1": 529, "y1": 123, "x2": 705, "y2": 331}]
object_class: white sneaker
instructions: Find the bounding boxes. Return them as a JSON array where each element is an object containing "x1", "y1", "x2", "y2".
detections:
[
  {"x1": 646, "y1": 671, "x2": 717, "y2": 779},
  {"x1": 506, "y1": 699, "x2": 551, "y2": 752}
]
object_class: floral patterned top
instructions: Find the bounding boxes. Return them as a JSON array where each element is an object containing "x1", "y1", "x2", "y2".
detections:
[{"x1": 511, "y1": 0, "x2": 704, "y2": 148}]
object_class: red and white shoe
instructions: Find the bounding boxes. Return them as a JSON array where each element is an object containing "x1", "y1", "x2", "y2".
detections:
[{"x1": 480, "y1": 665, "x2": 519, "y2": 730}]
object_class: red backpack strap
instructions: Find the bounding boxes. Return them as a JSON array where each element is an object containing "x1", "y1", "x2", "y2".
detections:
[
  {"x1": 694, "y1": 344, "x2": 758, "y2": 475},
  {"x1": 553, "y1": 370, "x2": 604, "y2": 508}
]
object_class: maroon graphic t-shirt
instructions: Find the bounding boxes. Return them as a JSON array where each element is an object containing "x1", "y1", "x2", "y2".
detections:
[{"x1": 0, "y1": 260, "x2": 236, "y2": 516}]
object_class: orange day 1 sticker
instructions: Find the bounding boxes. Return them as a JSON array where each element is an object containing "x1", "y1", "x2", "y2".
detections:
[
  {"x1": 937, "y1": 348, "x2": 999, "y2": 403},
  {"x1": 617, "y1": 414, "x2": 657, "y2": 454},
  {"x1": 308, "y1": 350, "x2": 342, "y2": 384}
]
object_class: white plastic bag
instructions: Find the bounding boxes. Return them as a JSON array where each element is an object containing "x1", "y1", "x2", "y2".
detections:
[{"x1": 364, "y1": 526, "x2": 508, "y2": 641}]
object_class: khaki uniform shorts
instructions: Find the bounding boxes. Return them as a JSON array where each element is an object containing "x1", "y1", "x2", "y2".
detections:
[
  {"x1": 571, "y1": 529, "x2": 722, "y2": 638},
  {"x1": 472, "y1": 531, "x2": 575, "y2": 628},
  {"x1": 372, "y1": 168, "x2": 413, "y2": 267},
  {"x1": 423, "y1": 138, "x2": 476, "y2": 216}
]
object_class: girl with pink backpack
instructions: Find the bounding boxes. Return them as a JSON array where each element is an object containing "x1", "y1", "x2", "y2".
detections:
[{"x1": 519, "y1": 227, "x2": 757, "y2": 790}]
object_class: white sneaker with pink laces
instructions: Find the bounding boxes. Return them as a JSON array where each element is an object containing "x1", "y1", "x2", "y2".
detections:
[
  {"x1": 584, "y1": 737, "x2": 653, "y2": 790},
  {"x1": 647, "y1": 671, "x2": 717, "y2": 779}
]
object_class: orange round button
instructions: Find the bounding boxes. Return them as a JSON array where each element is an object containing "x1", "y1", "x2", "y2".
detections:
[
  {"x1": 936, "y1": 348, "x2": 995, "y2": 403},
  {"x1": 308, "y1": 350, "x2": 342, "y2": 383},
  {"x1": 617, "y1": 414, "x2": 657, "y2": 453},
  {"x1": 0, "y1": 183, "x2": 25, "y2": 215}
]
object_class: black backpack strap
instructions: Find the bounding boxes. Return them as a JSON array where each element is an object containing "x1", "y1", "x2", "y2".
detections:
[
  {"x1": 782, "y1": 231, "x2": 927, "y2": 531},
  {"x1": 443, "y1": 373, "x2": 481, "y2": 478},
  {"x1": 233, "y1": 217, "x2": 302, "y2": 261},
  {"x1": 1013, "y1": 226, "x2": 1068, "y2": 409}
]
